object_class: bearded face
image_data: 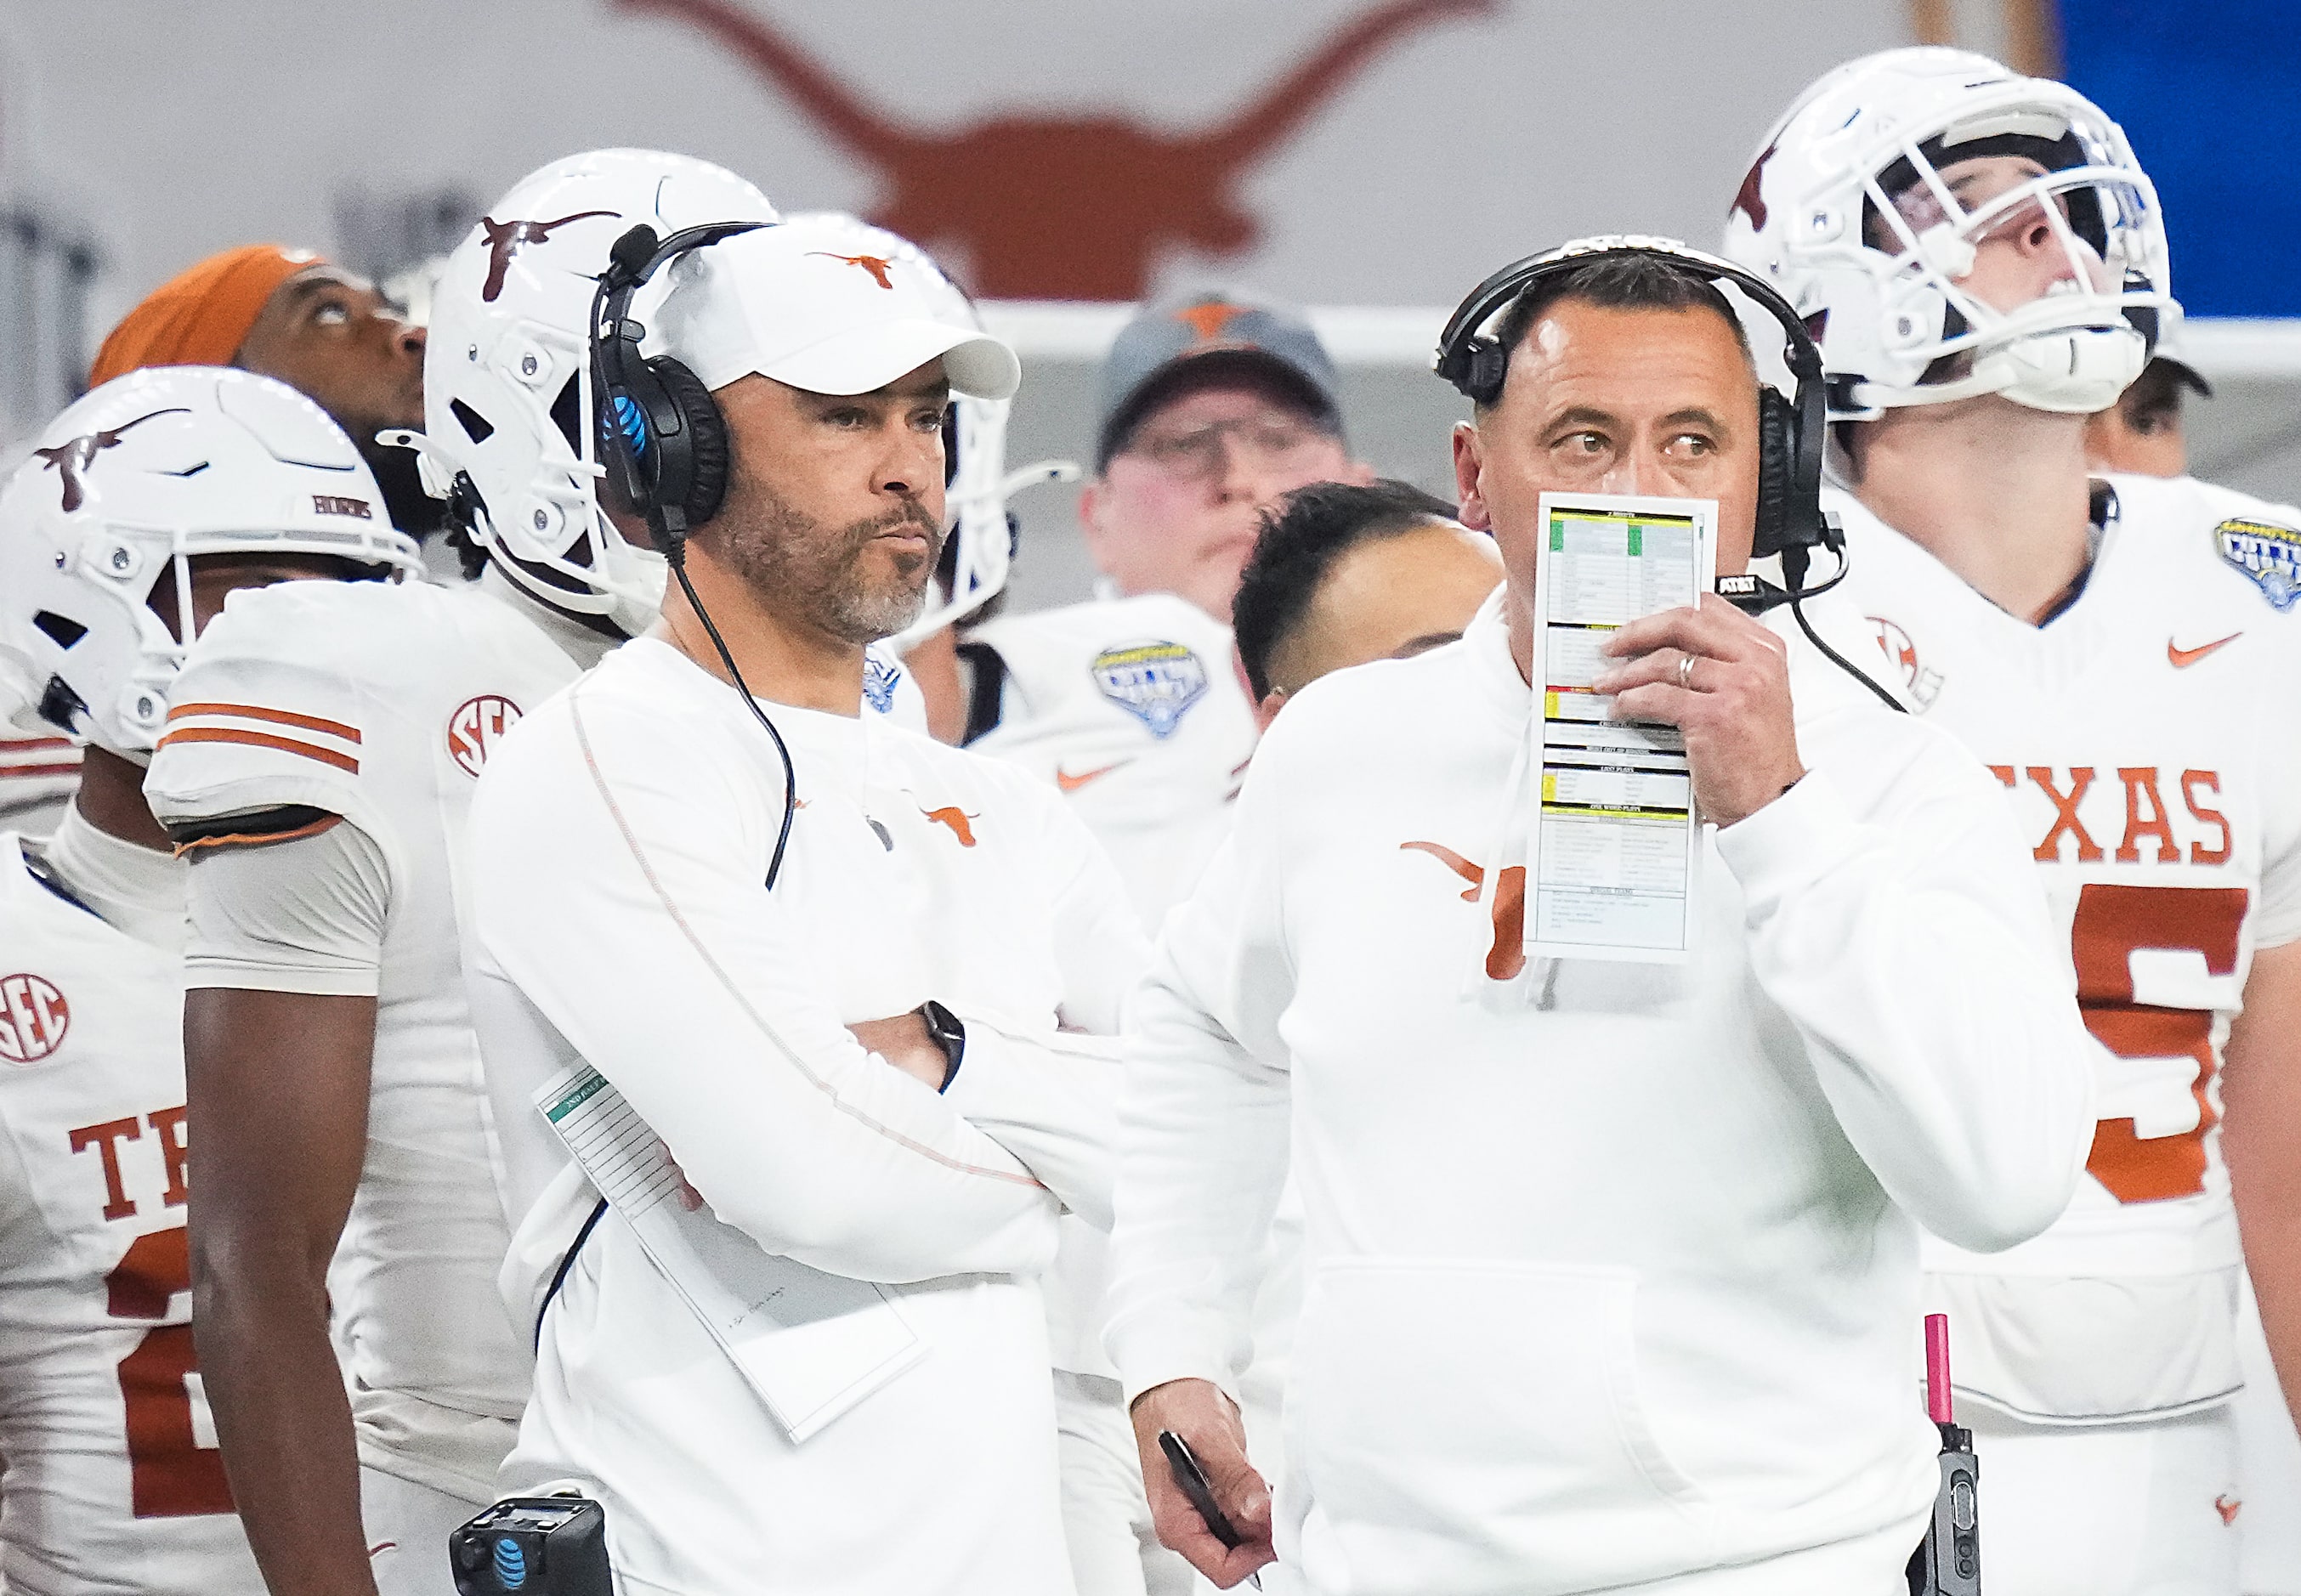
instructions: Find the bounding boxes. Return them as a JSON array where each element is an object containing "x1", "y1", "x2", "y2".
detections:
[{"x1": 710, "y1": 476, "x2": 944, "y2": 646}]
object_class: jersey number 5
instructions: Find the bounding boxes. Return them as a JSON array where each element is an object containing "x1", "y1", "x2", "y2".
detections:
[
  {"x1": 2072, "y1": 883, "x2": 2249, "y2": 1204},
  {"x1": 104, "y1": 1226, "x2": 234, "y2": 1517}
]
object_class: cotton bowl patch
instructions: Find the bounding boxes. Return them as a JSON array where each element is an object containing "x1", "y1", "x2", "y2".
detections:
[
  {"x1": 2216, "y1": 518, "x2": 2301, "y2": 610},
  {"x1": 1092, "y1": 641, "x2": 1208, "y2": 739}
]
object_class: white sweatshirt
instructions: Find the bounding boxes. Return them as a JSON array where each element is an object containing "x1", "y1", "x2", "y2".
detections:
[
  {"x1": 466, "y1": 637, "x2": 1142, "y2": 1595},
  {"x1": 1105, "y1": 588, "x2": 2094, "y2": 1596}
]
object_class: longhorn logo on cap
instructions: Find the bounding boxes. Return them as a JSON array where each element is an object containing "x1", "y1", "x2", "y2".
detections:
[
  {"x1": 478, "y1": 212, "x2": 620, "y2": 302},
  {"x1": 1175, "y1": 303, "x2": 1246, "y2": 343},
  {"x1": 808, "y1": 252, "x2": 898, "y2": 289},
  {"x1": 34, "y1": 409, "x2": 189, "y2": 513}
]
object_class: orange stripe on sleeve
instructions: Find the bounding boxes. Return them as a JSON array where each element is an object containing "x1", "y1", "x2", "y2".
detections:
[
  {"x1": 167, "y1": 701, "x2": 361, "y2": 743},
  {"x1": 155, "y1": 726, "x2": 359, "y2": 773}
]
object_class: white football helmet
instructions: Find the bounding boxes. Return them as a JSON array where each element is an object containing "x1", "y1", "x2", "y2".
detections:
[
  {"x1": 400, "y1": 150, "x2": 777, "y2": 635},
  {"x1": 0, "y1": 366, "x2": 421, "y2": 759},
  {"x1": 782, "y1": 214, "x2": 1076, "y2": 648},
  {"x1": 1721, "y1": 47, "x2": 2173, "y2": 418}
]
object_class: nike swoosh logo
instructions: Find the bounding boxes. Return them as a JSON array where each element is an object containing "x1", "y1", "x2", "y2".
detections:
[
  {"x1": 1056, "y1": 762, "x2": 1126, "y2": 793},
  {"x1": 2170, "y1": 632, "x2": 2242, "y2": 668}
]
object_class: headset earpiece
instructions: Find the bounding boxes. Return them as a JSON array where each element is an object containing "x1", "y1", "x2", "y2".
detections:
[
  {"x1": 646, "y1": 356, "x2": 729, "y2": 528},
  {"x1": 588, "y1": 218, "x2": 768, "y2": 548},
  {"x1": 1753, "y1": 387, "x2": 1794, "y2": 560}
]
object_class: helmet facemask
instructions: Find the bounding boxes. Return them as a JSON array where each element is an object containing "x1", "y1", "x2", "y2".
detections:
[
  {"x1": 1856, "y1": 112, "x2": 2164, "y2": 414},
  {"x1": 1722, "y1": 55, "x2": 2175, "y2": 423}
]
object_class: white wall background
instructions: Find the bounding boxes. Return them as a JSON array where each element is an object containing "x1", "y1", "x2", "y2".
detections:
[{"x1": 7, "y1": 2, "x2": 2296, "y2": 612}]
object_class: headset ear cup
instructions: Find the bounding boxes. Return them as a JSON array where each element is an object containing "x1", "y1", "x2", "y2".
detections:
[
  {"x1": 647, "y1": 356, "x2": 729, "y2": 528},
  {"x1": 1754, "y1": 387, "x2": 1794, "y2": 559}
]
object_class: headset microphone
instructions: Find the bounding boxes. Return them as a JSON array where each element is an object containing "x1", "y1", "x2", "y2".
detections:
[
  {"x1": 1435, "y1": 235, "x2": 1904, "y2": 714},
  {"x1": 588, "y1": 218, "x2": 808, "y2": 887}
]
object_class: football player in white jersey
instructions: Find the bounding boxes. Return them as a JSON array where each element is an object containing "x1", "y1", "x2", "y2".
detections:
[
  {"x1": 963, "y1": 289, "x2": 1372, "y2": 934},
  {"x1": 0, "y1": 365, "x2": 421, "y2": 1594},
  {"x1": 138, "y1": 150, "x2": 796, "y2": 1596},
  {"x1": 1726, "y1": 47, "x2": 2301, "y2": 1594},
  {"x1": 0, "y1": 733, "x2": 79, "y2": 838}
]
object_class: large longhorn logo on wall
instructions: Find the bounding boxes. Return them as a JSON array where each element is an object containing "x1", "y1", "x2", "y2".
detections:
[{"x1": 619, "y1": 0, "x2": 1493, "y2": 299}]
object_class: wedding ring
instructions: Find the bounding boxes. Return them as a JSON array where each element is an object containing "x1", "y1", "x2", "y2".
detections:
[{"x1": 1678, "y1": 653, "x2": 1698, "y2": 691}]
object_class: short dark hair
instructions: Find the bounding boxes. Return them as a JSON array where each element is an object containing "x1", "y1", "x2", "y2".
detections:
[
  {"x1": 1479, "y1": 254, "x2": 1752, "y2": 413},
  {"x1": 1233, "y1": 478, "x2": 1460, "y2": 699},
  {"x1": 2117, "y1": 354, "x2": 2208, "y2": 433}
]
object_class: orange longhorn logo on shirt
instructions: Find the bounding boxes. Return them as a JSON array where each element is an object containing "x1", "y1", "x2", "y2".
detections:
[
  {"x1": 1400, "y1": 841, "x2": 1525, "y2": 980},
  {"x1": 921, "y1": 806, "x2": 979, "y2": 846}
]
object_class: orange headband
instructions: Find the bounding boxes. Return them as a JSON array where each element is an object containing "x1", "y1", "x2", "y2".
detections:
[{"x1": 88, "y1": 244, "x2": 325, "y2": 388}]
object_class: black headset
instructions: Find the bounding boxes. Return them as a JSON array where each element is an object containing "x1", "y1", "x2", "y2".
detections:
[
  {"x1": 1437, "y1": 235, "x2": 1830, "y2": 566},
  {"x1": 1435, "y1": 234, "x2": 1902, "y2": 711},
  {"x1": 1436, "y1": 235, "x2": 1905, "y2": 712},
  {"x1": 590, "y1": 220, "x2": 768, "y2": 548},
  {"x1": 588, "y1": 218, "x2": 815, "y2": 880}
]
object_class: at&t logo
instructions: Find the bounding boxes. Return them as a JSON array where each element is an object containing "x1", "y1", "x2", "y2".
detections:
[{"x1": 0, "y1": 973, "x2": 69, "y2": 1065}]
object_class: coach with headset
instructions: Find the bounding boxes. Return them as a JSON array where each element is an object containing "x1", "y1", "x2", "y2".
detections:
[
  {"x1": 1105, "y1": 238, "x2": 2098, "y2": 1595},
  {"x1": 462, "y1": 215, "x2": 1142, "y2": 1594}
]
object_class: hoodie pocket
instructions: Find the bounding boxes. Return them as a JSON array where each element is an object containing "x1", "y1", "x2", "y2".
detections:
[{"x1": 1289, "y1": 1258, "x2": 1716, "y2": 1596}]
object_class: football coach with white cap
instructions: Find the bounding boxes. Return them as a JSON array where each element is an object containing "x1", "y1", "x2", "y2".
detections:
[{"x1": 464, "y1": 216, "x2": 1143, "y2": 1594}]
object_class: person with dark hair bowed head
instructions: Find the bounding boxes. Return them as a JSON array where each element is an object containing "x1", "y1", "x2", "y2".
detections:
[
  {"x1": 1231, "y1": 478, "x2": 1502, "y2": 727},
  {"x1": 1107, "y1": 239, "x2": 2097, "y2": 1596}
]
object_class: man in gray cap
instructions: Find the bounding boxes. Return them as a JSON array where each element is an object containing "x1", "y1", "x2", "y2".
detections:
[
  {"x1": 965, "y1": 287, "x2": 1370, "y2": 927},
  {"x1": 961, "y1": 289, "x2": 1368, "y2": 1596}
]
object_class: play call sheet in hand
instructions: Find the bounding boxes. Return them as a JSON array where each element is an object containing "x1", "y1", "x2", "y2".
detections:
[{"x1": 1530, "y1": 492, "x2": 1715, "y2": 963}]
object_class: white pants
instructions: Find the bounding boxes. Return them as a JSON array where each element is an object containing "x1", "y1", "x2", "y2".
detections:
[
  {"x1": 2236, "y1": 1280, "x2": 2301, "y2": 1594},
  {"x1": 360, "y1": 1465, "x2": 485, "y2": 1596},
  {"x1": 1964, "y1": 1404, "x2": 2241, "y2": 1596},
  {"x1": 1054, "y1": 1369, "x2": 1197, "y2": 1596}
]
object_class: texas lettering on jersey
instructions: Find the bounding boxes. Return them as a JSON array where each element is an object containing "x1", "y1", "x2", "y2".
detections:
[
  {"x1": 65, "y1": 1103, "x2": 232, "y2": 1519},
  {"x1": 1986, "y1": 763, "x2": 2247, "y2": 1206}
]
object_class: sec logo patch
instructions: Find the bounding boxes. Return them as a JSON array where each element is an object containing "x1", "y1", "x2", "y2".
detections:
[
  {"x1": 0, "y1": 973, "x2": 69, "y2": 1065},
  {"x1": 446, "y1": 695, "x2": 523, "y2": 778}
]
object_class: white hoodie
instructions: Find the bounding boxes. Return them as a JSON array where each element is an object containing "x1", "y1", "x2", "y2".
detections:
[
  {"x1": 1105, "y1": 587, "x2": 2094, "y2": 1596},
  {"x1": 467, "y1": 637, "x2": 1142, "y2": 1595}
]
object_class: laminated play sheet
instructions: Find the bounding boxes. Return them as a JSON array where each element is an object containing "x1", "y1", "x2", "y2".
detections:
[
  {"x1": 1529, "y1": 493, "x2": 1716, "y2": 963},
  {"x1": 536, "y1": 1063, "x2": 927, "y2": 1441}
]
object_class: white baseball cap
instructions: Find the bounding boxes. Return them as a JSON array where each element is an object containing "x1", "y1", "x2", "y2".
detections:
[{"x1": 649, "y1": 216, "x2": 1020, "y2": 401}]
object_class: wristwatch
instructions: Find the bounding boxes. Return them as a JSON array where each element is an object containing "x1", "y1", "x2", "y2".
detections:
[{"x1": 919, "y1": 999, "x2": 966, "y2": 1092}]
